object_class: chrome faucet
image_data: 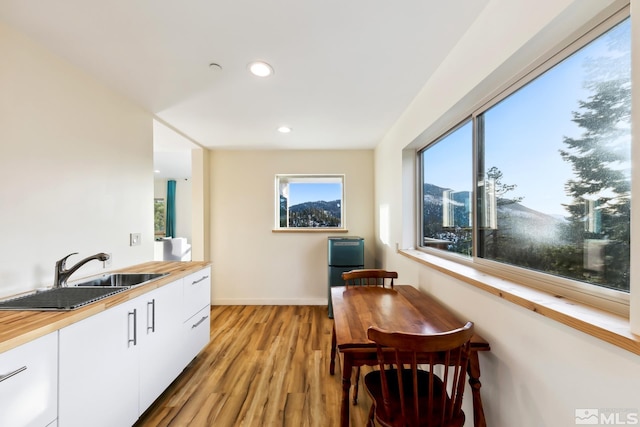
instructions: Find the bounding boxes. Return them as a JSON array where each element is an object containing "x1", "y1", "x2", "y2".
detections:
[{"x1": 53, "y1": 252, "x2": 110, "y2": 288}]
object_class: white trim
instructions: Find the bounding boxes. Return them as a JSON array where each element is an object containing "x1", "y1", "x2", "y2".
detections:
[
  {"x1": 274, "y1": 173, "x2": 346, "y2": 230},
  {"x1": 211, "y1": 298, "x2": 328, "y2": 306},
  {"x1": 629, "y1": 0, "x2": 640, "y2": 334}
]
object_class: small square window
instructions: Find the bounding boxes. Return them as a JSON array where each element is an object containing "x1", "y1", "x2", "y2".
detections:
[{"x1": 275, "y1": 175, "x2": 345, "y2": 230}]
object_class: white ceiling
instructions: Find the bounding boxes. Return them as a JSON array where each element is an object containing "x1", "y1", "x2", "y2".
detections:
[{"x1": 0, "y1": 0, "x2": 489, "y2": 177}]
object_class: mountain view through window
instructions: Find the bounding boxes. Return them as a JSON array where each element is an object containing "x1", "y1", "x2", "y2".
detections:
[
  {"x1": 421, "y1": 18, "x2": 631, "y2": 292},
  {"x1": 277, "y1": 176, "x2": 343, "y2": 228}
]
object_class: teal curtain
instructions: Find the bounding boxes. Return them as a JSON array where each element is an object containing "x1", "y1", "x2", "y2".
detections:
[{"x1": 166, "y1": 180, "x2": 176, "y2": 238}]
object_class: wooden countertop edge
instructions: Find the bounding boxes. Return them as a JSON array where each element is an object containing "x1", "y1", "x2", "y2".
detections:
[
  {"x1": 399, "y1": 249, "x2": 640, "y2": 356},
  {"x1": 0, "y1": 261, "x2": 211, "y2": 354}
]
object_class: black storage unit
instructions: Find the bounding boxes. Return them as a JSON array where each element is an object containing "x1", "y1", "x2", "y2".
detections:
[{"x1": 327, "y1": 236, "x2": 364, "y2": 318}]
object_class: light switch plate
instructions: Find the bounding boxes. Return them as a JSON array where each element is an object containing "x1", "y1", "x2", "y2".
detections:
[{"x1": 130, "y1": 233, "x2": 141, "y2": 246}]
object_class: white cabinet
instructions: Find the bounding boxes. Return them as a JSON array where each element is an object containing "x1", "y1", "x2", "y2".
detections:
[
  {"x1": 182, "y1": 267, "x2": 211, "y2": 365},
  {"x1": 182, "y1": 267, "x2": 211, "y2": 321},
  {"x1": 0, "y1": 331, "x2": 57, "y2": 427},
  {"x1": 183, "y1": 305, "x2": 211, "y2": 364},
  {"x1": 59, "y1": 297, "x2": 140, "y2": 427},
  {"x1": 58, "y1": 266, "x2": 211, "y2": 427},
  {"x1": 138, "y1": 280, "x2": 183, "y2": 410},
  {"x1": 59, "y1": 279, "x2": 184, "y2": 427}
]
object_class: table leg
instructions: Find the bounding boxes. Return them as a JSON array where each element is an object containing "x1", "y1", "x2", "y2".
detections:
[
  {"x1": 340, "y1": 353, "x2": 353, "y2": 427},
  {"x1": 330, "y1": 325, "x2": 337, "y2": 375},
  {"x1": 467, "y1": 350, "x2": 487, "y2": 427},
  {"x1": 352, "y1": 366, "x2": 360, "y2": 405}
]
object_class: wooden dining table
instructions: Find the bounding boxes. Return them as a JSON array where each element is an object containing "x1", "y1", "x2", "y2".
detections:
[{"x1": 330, "y1": 285, "x2": 490, "y2": 427}]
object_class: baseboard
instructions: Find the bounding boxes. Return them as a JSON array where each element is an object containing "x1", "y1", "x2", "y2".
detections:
[{"x1": 211, "y1": 298, "x2": 327, "y2": 306}]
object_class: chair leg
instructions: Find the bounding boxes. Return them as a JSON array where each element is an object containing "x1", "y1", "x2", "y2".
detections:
[
  {"x1": 352, "y1": 366, "x2": 360, "y2": 405},
  {"x1": 367, "y1": 402, "x2": 375, "y2": 427},
  {"x1": 330, "y1": 325, "x2": 337, "y2": 375}
]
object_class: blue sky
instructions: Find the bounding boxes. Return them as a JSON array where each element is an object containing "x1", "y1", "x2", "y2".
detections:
[
  {"x1": 288, "y1": 182, "x2": 342, "y2": 206},
  {"x1": 423, "y1": 19, "x2": 630, "y2": 217}
]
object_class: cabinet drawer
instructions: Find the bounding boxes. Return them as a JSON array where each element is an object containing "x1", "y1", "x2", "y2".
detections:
[
  {"x1": 183, "y1": 305, "x2": 211, "y2": 363},
  {"x1": 183, "y1": 267, "x2": 211, "y2": 320},
  {"x1": 0, "y1": 332, "x2": 57, "y2": 427}
]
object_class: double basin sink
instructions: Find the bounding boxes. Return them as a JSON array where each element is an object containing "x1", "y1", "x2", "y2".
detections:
[
  {"x1": 0, "y1": 273, "x2": 168, "y2": 311},
  {"x1": 71, "y1": 272, "x2": 167, "y2": 288}
]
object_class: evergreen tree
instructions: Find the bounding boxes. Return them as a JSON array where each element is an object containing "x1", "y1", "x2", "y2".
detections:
[
  {"x1": 486, "y1": 166, "x2": 523, "y2": 208},
  {"x1": 558, "y1": 21, "x2": 631, "y2": 290},
  {"x1": 480, "y1": 166, "x2": 523, "y2": 259}
]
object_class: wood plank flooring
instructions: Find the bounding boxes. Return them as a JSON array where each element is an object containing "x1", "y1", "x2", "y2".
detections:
[{"x1": 135, "y1": 305, "x2": 372, "y2": 427}]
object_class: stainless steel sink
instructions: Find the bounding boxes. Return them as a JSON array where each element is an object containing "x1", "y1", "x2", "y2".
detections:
[
  {"x1": 0, "y1": 273, "x2": 168, "y2": 311},
  {"x1": 72, "y1": 273, "x2": 168, "y2": 288},
  {"x1": 0, "y1": 287, "x2": 129, "y2": 311}
]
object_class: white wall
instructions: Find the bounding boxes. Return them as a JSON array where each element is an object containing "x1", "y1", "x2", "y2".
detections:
[
  {"x1": 375, "y1": 0, "x2": 640, "y2": 426},
  {"x1": 0, "y1": 22, "x2": 154, "y2": 298},
  {"x1": 210, "y1": 150, "x2": 374, "y2": 305},
  {"x1": 191, "y1": 148, "x2": 210, "y2": 262}
]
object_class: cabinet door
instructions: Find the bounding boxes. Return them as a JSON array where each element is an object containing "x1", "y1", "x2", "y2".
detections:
[
  {"x1": 182, "y1": 305, "x2": 211, "y2": 365},
  {"x1": 59, "y1": 299, "x2": 140, "y2": 427},
  {"x1": 138, "y1": 279, "x2": 184, "y2": 411},
  {"x1": 183, "y1": 267, "x2": 211, "y2": 321},
  {"x1": 0, "y1": 332, "x2": 57, "y2": 427}
]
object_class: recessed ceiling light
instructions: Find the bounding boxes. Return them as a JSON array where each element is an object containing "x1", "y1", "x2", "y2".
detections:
[
  {"x1": 248, "y1": 61, "x2": 274, "y2": 77},
  {"x1": 209, "y1": 63, "x2": 222, "y2": 71},
  {"x1": 277, "y1": 126, "x2": 292, "y2": 133},
  {"x1": 154, "y1": 170, "x2": 161, "y2": 174}
]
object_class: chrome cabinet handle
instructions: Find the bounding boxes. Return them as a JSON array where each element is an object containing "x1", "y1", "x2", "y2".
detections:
[
  {"x1": 0, "y1": 366, "x2": 27, "y2": 383},
  {"x1": 191, "y1": 275, "x2": 209, "y2": 285},
  {"x1": 191, "y1": 315, "x2": 208, "y2": 329},
  {"x1": 147, "y1": 299, "x2": 155, "y2": 334},
  {"x1": 128, "y1": 309, "x2": 137, "y2": 347}
]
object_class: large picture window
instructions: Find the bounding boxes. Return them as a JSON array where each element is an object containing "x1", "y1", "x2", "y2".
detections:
[
  {"x1": 420, "y1": 121, "x2": 473, "y2": 256},
  {"x1": 419, "y1": 16, "x2": 631, "y2": 295},
  {"x1": 275, "y1": 175, "x2": 345, "y2": 230}
]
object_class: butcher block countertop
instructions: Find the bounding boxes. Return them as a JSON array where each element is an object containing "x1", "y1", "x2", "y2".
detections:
[{"x1": 0, "y1": 261, "x2": 211, "y2": 354}]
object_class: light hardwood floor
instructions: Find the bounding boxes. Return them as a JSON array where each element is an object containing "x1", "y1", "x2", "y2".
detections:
[{"x1": 135, "y1": 305, "x2": 372, "y2": 427}]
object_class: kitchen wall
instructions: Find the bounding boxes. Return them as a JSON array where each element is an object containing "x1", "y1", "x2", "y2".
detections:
[
  {"x1": 375, "y1": 0, "x2": 640, "y2": 426},
  {"x1": 209, "y1": 149, "x2": 374, "y2": 305},
  {"x1": 0, "y1": 22, "x2": 154, "y2": 298}
]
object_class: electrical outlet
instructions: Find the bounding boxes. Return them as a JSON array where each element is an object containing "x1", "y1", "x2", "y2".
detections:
[{"x1": 130, "y1": 233, "x2": 141, "y2": 246}]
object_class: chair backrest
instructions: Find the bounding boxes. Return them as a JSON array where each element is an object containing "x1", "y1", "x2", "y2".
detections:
[
  {"x1": 341, "y1": 269, "x2": 398, "y2": 289},
  {"x1": 367, "y1": 322, "x2": 474, "y2": 427}
]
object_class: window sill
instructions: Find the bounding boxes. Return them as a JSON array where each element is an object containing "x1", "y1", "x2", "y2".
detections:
[
  {"x1": 399, "y1": 248, "x2": 640, "y2": 356},
  {"x1": 272, "y1": 228, "x2": 349, "y2": 233}
]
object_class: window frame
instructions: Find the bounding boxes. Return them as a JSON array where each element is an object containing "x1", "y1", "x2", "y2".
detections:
[
  {"x1": 273, "y1": 174, "x2": 346, "y2": 232},
  {"x1": 415, "y1": 6, "x2": 632, "y2": 315},
  {"x1": 418, "y1": 118, "x2": 474, "y2": 256}
]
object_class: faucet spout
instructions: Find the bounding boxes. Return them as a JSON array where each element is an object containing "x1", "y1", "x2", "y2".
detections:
[{"x1": 54, "y1": 252, "x2": 110, "y2": 288}]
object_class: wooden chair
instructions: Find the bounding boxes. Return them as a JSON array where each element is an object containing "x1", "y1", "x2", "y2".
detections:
[
  {"x1": 364, "y1": 322, "x2": 474, "y2": 427},
  {"x1": 342, "y1": 269, "x2": 398, "y2": 289},
  {"x1": 334, "y1": 269, "x2": 399, "y2": 405}
]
